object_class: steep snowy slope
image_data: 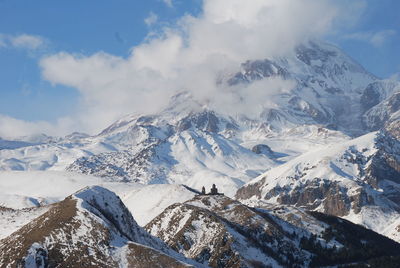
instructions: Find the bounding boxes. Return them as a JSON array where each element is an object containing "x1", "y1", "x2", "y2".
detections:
[
  {"x1": 0, "y1": 206, "x2": 50, "y2": 240},
  {"x1": 146, "y1": 194, "x2": 400, "y2": 267},
  {"x1": 120, "y1": 184, "x2": 198, "y2": 226},
  {"x1": 66, "y1": 106, "x2": 281, "y2": 196},
  {"x1": 0, "y1": 186, "x2": 200, "y2": 267},
  {"x1": 0, "y1": 171, "x2": 199, "y2": 227},
  {"x1": 363, "y1": 86, "x2": 400, "y2": 130},
  {"x1": 237, "y1": 127, "x2": 400, "y2": 242},
  {"x1": 227, "y1": 41, "x2": 378, "y2": 135}
]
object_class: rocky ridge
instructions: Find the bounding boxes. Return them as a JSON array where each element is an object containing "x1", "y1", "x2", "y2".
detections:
[
  {"x1": 146, "y1": 194, "x2": 400, "y2": 268},
  {"x1": 0, "y1": 186, "x2": 199, "y2": 267},
  {"x1": 236, "y1": 127, "x2": 400, "y2": 242}
]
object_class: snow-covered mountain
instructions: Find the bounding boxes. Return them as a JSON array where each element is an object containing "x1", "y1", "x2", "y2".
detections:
[
  {"x1": 1, "y1": 186, "x2": 399, "y2": 267},
  {"x1": 237, "y1": 125, "x2": 400, "y2": 242},
  {"x1": 0, "y1": 186, "x2": 201, "y2": 267},
  {"x1": 1, "y1": 39, "x2": 400, "y2": 265}
]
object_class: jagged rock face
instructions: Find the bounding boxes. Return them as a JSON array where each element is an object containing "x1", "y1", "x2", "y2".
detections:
[
  {"x1": 0, "y1": 186, "x2": 196, "y2": 267},
  {"x1": 365, "y1": 130, "x2": 400, "y2": 188},
  {"x1": 362, "y1": 84, "x2": 400, "y2": 131},
  {"x1": 252, "y1": 144, "x2": 273, "y2": 155},
  {"x1": 147, "y1": 203, "x2": 243, "y2": 267},
  {"x1": 257, "y1": 179, "x2": 376, "y2": 217},
  {"x1": 385, "y1": 118, "x2": 400, "y2": 140},
  {"x1": 361, "y1": 82, "x2": 384, "y2": 112},
  {"x1": 295, "y1": 41, "x2": 373, "y2": 86},
  {"x1": 388, "y1": 93, "x2": 400, "y2": 113},
  {"x1": 233, "y1": 177, "x2": 266, "y2": 200},
  {"x1": 295, "y1": 42, "x2": 338, "y2": 66},
  {"x1": 146, "y1": 195, "x2": 307, "y2": 267},
  {"x1": 236, "y1": 131, "x2": 400, "y2": 242},
  {"x1": 67, "y1": 141, "x2": 167, "y2": 183},
  {"x1": 147, "y1": 195, "x2": 400, "y2": 268},
  {"x1": 227, "y1": 59, "x2": 290, "y2": 85},
  {"x1": 177, "y1": 111, "x2": 230, "y2": 134},
  {"x1": 223, "y1": 41, "x2": 381, "y2": 135},
  {"x1": 273, "y1": 180, "x2": 352, "y2": 216},
  {"x1": 243, "y1": 201, "x2": 400, "y2": 266}
]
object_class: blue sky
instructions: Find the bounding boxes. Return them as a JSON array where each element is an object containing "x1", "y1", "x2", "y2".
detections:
[
  {"x1": 0, "y1": 0, "x2": 399, "y2": 136},
  {"x1": 335, "y1": 0, "x2": 400, "y2": 78},
  {"x1": 0, "y1": 0, "x2": 201, "y2": 122}
]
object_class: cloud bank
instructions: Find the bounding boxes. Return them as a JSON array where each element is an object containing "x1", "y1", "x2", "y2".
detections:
[
  {"x1": 4, "y1": 0, "x2": 368, "y2": 138},
  {"x1": 0, "y1": 115, "x2": 74, "y2": 140}
]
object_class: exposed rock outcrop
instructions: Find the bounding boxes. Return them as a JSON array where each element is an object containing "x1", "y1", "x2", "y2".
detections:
[
  {"x1": 147, "y1": 195, "x2": 400, "y2": 268},
  {"x1": 0, "y1": 186, "x2": 197, "y2": 267}
]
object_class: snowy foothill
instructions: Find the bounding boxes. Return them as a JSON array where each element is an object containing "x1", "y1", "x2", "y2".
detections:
[
  {"x1": 0, "y1": 170, "x2": 199, "y2": 228},
  {"x1": 0, "y1": 171, "x2": 105, "y2": 209}
]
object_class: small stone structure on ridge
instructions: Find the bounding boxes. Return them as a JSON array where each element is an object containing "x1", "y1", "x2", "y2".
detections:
[{"x1": 199, "y1": 184, "x2": 224, "y2": 195}]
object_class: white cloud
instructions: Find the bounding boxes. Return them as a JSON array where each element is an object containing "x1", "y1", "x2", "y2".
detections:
[
  {"x1": 343, "y1": 29, "x2": 396, "y2": 47},
  {"x1": 0, "y1": 114, "x2": 75, "y2": 139},
  {"x1": 40, "y1": 51, "x2": 175, "y2": 133},
  {"x1": 144, "y1": 12, "x2": 158, "y2": 26},
  {"x1": 35, "y1": 0, "x2": 366, "y2": 136},
  {"x1": 162, "y1": 0, "x2": 173, "y2": 8},
  {"x1": 10, "y1": 34, "x2": 45, "y2": 49},
  {"x1": 0, "y1": 33, "x2": 46, "y2": 50}
]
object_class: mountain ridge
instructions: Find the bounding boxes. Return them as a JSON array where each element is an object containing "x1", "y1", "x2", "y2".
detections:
[
  {"x1": 0, "y1": 39, "x2": 400, "y2": 249},
  {"x1": 0, "y1": 186, "x2": 201, "y2": 267}
]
